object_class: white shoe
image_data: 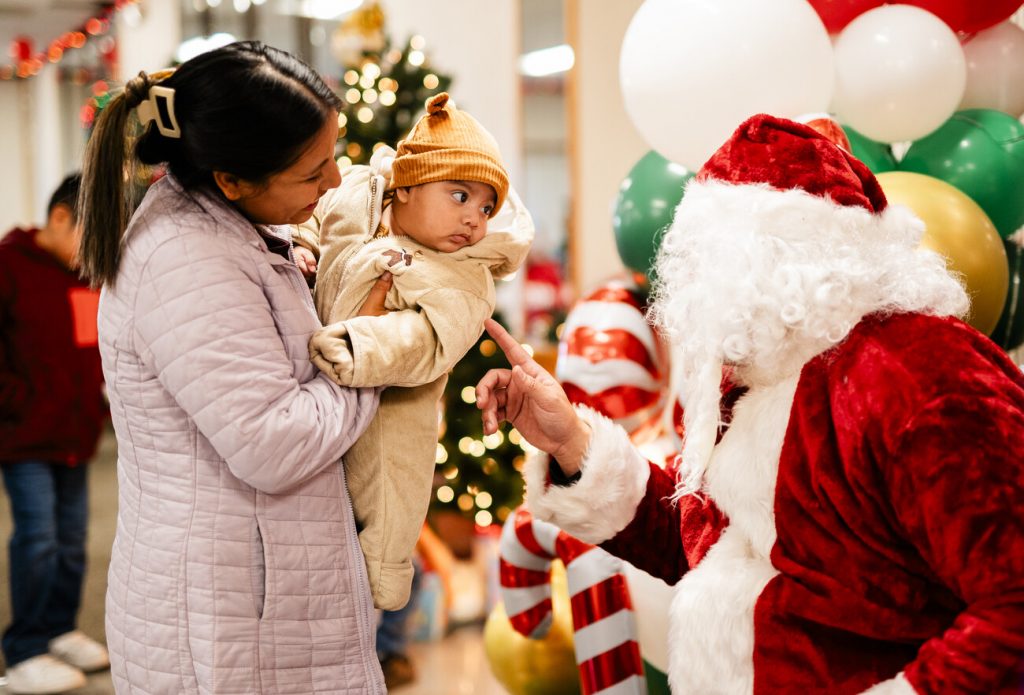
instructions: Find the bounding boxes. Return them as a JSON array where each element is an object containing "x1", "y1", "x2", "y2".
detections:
[
  {"x1": 4, "y1": 654, "x2": 86, "y2": 694},
  {"x1": 48, "y1": 630, "x2": 110, "y2": 673}
]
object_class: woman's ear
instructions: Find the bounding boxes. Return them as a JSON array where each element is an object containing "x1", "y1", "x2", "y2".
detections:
[{"x1": 212, "y1": 171, "x2": 254, "y2": 201}]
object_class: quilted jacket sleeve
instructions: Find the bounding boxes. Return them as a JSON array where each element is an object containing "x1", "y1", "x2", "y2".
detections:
[
  {"x1": 884, "y1": 393, "x2": 1024, "y2": 694},
  {"x1": 310, "y1": 287, "x2": 491, "y2": 388},
  {"x1": 133, "y1": 231, "x2": 379, "y2": 495}
]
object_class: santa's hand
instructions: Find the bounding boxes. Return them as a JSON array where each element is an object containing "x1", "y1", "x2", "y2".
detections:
[{"x1": 475, "y1": 318, "x2": 590, "y2": 475}]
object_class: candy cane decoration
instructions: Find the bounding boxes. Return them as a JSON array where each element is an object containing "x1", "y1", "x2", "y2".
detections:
[
  {"x1": 557, "y1": 282, "x2": 667, "y2": 444},
  {"x1": 499, "y1": 506, "x2": 646, "y2": 695}
]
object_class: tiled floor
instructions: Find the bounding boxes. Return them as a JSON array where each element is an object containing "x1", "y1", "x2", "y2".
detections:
[{"x1": 0, "y1": 428, "x2": 508, "y2": 694}]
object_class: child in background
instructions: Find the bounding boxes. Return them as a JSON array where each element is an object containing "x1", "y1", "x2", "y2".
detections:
[
  {"x1": 0, "y1": 174, "x2": 109, "y2": 694},
  {"x1": 295, "y1": 92, "x2": 533, "y2": 610}
]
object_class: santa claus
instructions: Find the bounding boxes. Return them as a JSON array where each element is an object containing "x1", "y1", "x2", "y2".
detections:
[{"x1": 475, "y1": 114, "x2": 1024, "y2": 694}]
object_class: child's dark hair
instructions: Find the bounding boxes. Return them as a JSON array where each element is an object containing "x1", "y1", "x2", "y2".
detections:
[
  {"x1": 47, "y1": 173, "x2": 82, "y2": 220},
  {"x1": 79, "y1": 41, "x2": 341, "y2": 287}
]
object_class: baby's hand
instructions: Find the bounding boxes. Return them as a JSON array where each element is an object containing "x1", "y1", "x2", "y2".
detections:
[{"x1": 294, "y1": 246, "x2": 318, "y2": 279}]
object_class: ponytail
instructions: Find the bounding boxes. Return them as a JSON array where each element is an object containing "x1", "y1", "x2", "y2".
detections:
[{"x1": 78, "y1": 71, "x2": 159, "y2": 288}]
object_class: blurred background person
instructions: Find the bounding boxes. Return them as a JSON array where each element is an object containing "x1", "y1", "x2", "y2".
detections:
[{"x1": 0, "y1": 173, "x2": 110, "y2": 695}]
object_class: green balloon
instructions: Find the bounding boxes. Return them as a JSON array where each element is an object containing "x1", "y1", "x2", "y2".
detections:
[
  {"x1": 613, "y1": 151, "x2": 693, "y2": 283},
  {"x1": 991, "y1": 240, "x2": 1024, "y2": 352},
  {"x1": 841, "y1": 125, "x2": 897, "y2": 174},
  {"x1": 643, "y1": 659, "x2": 671, "y2": 695},
  {"x1": 899, "y1": 109, "x2": 1024, "y2": 239}
]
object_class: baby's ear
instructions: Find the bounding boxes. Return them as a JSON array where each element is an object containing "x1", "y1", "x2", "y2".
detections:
[{"x1": 394, "y1": 187, "x2": 411, "y2": 204}]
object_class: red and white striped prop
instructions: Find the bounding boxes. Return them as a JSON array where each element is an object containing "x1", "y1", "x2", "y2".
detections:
[
  {"x1": 499, "y1": 507, "x2": 646, "y2": 695},
  {"x1": 557, "y1": 281, "x2": 667, "y2": 444}
]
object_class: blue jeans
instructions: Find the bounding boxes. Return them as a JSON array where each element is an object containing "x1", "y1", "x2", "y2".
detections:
[
  {"x1": 1, "y1": 461, "x2": 88, "y2": 666},
  {"x1": 376, "y1": 558, "x2": 422, "y2": 658}
]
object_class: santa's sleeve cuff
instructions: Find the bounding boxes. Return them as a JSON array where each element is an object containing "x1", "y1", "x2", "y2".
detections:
[
  {"x1": 859, "y1": 673, "x2": 916, "y2": 695},
  {"x1": 524, "y1": 406, "x2": 650, "y2": 544}
]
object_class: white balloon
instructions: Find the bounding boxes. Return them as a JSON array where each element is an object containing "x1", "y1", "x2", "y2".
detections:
[
  {"x1": 960, "y1": 21, "x2": 1024, "y2": 118},
  {"x1": 831, "y1": 5, "x2": 966, "y2": 143},
  {"x1": 623, "y1": 563, "x2": 674, "y2": 673},
  {"x1": 619, "y1": 0, "x2": 834, "y2": 171}
]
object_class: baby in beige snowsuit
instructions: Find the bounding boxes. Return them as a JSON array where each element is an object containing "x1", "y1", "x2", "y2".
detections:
[{"x1": 295, "y1": 93, "x2": 533, "y2": 610}]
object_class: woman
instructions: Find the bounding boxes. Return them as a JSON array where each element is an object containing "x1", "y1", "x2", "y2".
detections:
[{"x1": 78, "y1": 42, "x2": 389, "y2": 693}]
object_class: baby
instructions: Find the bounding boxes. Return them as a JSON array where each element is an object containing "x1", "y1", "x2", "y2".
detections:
[{"x1": 295, "y1": 93, "x2": 533, "y2": 609}]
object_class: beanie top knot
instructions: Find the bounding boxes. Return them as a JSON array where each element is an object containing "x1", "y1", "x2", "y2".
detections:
[{"x1": 425, "y1": 92, "x2": 450, "y2": 114}]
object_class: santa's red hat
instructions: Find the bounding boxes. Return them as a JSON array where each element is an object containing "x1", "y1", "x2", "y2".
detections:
[{"x1": 696, "y1": 114, "x2": 888, "y2": 214}]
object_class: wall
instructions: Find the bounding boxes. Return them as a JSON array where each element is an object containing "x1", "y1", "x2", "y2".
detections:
[
  {"x1": 566, "y1": 0, "x2": 647, "y2": 295},
  {"x1": 0, "y1": 65, "x2": 64, "y2": 232},
  {"x1": 116, "y1": 0, "x2": 182, "y2": 79}
]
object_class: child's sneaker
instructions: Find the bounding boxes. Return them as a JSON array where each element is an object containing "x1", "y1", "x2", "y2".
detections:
[
  {"x1": 48, "y1": 630, "x2": 110, "y2": 673},
  {"x1": 4, "y1": 653, "x2": 86, "y2": 694}
]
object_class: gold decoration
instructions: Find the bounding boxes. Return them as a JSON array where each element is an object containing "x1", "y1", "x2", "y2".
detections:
[
  {"x1": 876, "y1": 171, "x2": 1008, "y2": 335},
  {"x1": 484, "y1": 561, "x2": 580, "y2": 695}
]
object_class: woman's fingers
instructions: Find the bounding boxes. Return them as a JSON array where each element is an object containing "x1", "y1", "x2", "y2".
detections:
[{"x1": 356, "y1": 271, "x2": 392, "y2": 317}]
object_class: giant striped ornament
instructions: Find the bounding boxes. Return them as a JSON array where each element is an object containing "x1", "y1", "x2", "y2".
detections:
[
  {"x1": 557, "y1": 281, "x2": 667, "y2": 443},
  {"x1": 498, "y1": 507, "x2": 646, "y2": 695}
]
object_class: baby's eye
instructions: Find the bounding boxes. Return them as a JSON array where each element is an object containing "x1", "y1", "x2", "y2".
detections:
[
  {"x1": 481, "y1": 204, "x2": 494, "y2": 216},
  {"x1": 452, "y1": 191, "x2": 469, "y2": 204}
]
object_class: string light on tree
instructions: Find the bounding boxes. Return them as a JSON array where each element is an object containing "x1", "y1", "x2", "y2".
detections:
[
  {"x1": 328, "y1": 2, "x2": 452, "y2": 165},
  {"x1": 432, "y1": 313, "x2": 528, "y2": 526}
]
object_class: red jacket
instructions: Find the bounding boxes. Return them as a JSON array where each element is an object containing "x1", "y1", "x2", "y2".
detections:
[
  {"x1": 0, "y1": 228, "x2": 105, "y2": 465},
  {"x1": 528, "y1": 313, "x2": 1024, "y2": 694}
]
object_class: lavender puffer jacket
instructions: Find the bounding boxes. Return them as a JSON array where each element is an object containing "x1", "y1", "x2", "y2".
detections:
[{"x1": 98, "y1": 176, "x2": 385, "y2": 694}]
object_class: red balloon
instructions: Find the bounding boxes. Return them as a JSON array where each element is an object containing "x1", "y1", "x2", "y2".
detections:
[
  {"x1": 910, "y1": 0, "x2": 1023, "y2": 34},
  {"x1": 811, "y1": 1, "x2": 1023, "y2": 35},
  {"x1": 807, "y1": 0, "x2": 884, "y2": 33}
]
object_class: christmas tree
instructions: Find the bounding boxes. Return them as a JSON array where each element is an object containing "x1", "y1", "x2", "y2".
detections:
[
  {"x1": 431, "y1": 314, "x2": 532, "y2": 528},
  {"x1": 330, "y1": 2, "x2": 452, "y2": 166}
]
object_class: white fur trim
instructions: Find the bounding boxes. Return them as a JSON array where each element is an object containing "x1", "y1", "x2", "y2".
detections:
[
  {"x1": 665, "y1": 375, "x2": 798, "y2": 694},
  {"x1": 524, "y1": 406, "x2": 650, "y2": 544},
  {"x1": 704, "y1": 374, "x2": 800, "y2": 556},
  {"x1": 859, "y1": 673, "x2": 916, "y2": 694},
  {"x1": 667, "y1": 528, "x2": 778, "y2": 694}
]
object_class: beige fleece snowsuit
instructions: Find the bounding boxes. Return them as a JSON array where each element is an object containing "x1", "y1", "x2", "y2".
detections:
[{"x1": 298, "y1": 153, "x2": 533, "y2": 609}]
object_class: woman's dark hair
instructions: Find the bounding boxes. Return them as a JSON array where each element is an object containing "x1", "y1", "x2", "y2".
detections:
[{"x1": 78, "y1": 41, "x2": 341, "y2": 287}]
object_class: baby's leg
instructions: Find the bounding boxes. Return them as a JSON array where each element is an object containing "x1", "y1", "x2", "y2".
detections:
[{"x1": 350, "y1": 376, "x2": 448, "y2": 611}]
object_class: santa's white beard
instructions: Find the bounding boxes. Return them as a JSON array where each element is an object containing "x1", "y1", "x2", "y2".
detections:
[{"x1": 649, "y1": 181, "x2": 969, "y2": 496}]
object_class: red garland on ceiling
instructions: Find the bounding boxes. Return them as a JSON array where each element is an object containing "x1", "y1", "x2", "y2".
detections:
[{"x1": 4, "y1": 0, "x2": 138, "y2": 81}]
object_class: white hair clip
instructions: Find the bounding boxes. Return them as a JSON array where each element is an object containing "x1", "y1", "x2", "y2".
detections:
[{"x1": 137, "y1": 84, "x2": 181, "y2": 139}]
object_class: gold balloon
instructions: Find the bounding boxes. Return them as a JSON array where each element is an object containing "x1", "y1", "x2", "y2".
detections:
[
  {"x1": 876, "y1": 171, "x2": 1008, "y2": 335},
  {"x1": 484, "y1": 561, "x2": 580, "y2": 695}
]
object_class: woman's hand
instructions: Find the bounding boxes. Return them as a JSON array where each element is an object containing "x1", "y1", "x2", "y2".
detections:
[
  {"x1": 356, "y1": 272, "x2": 392, "y2": 317},
  {"x1": 475, "y1": 318, "x2": 591, "y2": 475}
]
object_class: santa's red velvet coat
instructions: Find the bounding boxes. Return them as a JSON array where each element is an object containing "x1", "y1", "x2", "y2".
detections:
[{"x1": 526, "y1": 312, "x2": 1024, "y2": 694}]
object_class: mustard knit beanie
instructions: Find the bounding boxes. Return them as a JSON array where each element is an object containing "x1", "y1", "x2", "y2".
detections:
[{"x1": 391, "y1": 92, "x2": 509, "y2": 217}]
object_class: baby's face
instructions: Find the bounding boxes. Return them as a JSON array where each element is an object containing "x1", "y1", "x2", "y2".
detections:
[{"x1": 392, "y1": 180, "x2": 496, "y2": 253}]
